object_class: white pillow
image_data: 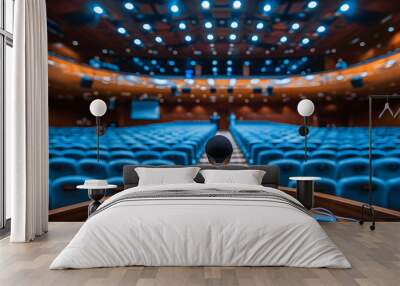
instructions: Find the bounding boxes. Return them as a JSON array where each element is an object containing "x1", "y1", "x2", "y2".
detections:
[
  {"x1": 200, "y1": 169, "x2": 266, "y2": 185},
  {"x1": 135, "y1": 167, "x2": 200, "y2": 186}
]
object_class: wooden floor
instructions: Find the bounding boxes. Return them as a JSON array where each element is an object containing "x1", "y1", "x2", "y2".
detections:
[{"x1": 0, "y1": 222, "x2": 399, "y2": 286}]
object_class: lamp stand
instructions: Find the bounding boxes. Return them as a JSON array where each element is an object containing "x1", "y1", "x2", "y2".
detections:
[
  {"x1": 96, "y1": 116, "x2": 100, "y2": 162},
  {"x1": 304, "y1": 116, "x2": 308, "y2": 162}
]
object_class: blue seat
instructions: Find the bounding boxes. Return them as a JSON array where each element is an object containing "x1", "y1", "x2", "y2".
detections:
[
  {"x1": 337, "y1": 158, "x2": 369, "y2": 179},
  {"x1": 50, "y1": 176, "x2": 89, "y2": 209},
  {"x1": 373, "y1": 158, "x2": 400, "y2": 180},
  {"x1": 85, "y1": 150, "x2": 110, "y2": 161},
  {"x1": 388, "y1": 178, "x2": 400, "y2": 211},
  {"x1": 135, "y1": 151, "x2": 161, "y2": 162},
  {"x1": 142, "y1": 159, "x2": 175, "y2": 166},
  {"x1": 284, "y1": 150, "x2": 306, "y2": 161},
  {"x1": 150, "y1": 144, "x2": 171, "y2": 152},
  {"x1": 360, "y1": 150, "x2": 386, "y2": 160},
  {"x1": 337, "y1": 150, "x2": 360, "y2": 161},
  {"x1": 108, "y1": 159, "x2": 139, "y2": 177},
  {"x1": 171, "y1": 145, "x2": 194, "y2": 164},
  {"x1": 270, "y1": 159, "x2": 302, "y2": 187},
  {"x1": 49, "y1": 150, "x2": 61, "y2": 159},
  {"x1": 109, "y1": 151, "x2": 136, "y2": 160},
  {"x1": 257, "y1": 150, "x2": 284, "y2": 165},
  {"x1": 161, "y1": 151, "x2": 188, "y2": 165},
  {"x1": 388, "y1": 150, "x2": 400, "y2": 159},
  {"x1": 108, "y1": 145, "x2": 129, "y2": 151},
  {"x1": 49, "y1": 158, "x2": 77, "y2": 180},
  {"x1": 310, "y1": 150, "x2": 337, "y2": 160},
  {"x1": 77, "y1": 159, "x2": 108, "y2": 179},
  {"x1": 276, "y1": 143, "x2": 297, "y2": 152},
  {"x1": 339, "y1": 176, "x2": 387, "y2": 207},
  {"x1": 250, "y1": 144, "x2": 273, "y2": 164},
  {"x1": 303, "y1": 159, "x2": 337, "y2": 179},
  {"x1": 314, "y1": 178, "x2": 338, "y2": 195},
  {"x1": 131, "y1": 145, "x2": 150, "y2": 152},
  {"x1": 60, "y1": 149, "x2": 86, "y2": 160}
]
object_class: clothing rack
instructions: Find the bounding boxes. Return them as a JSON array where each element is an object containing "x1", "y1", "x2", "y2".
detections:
[{"x1": 362, "y1": 95, "x2": 400, "y2": 230}]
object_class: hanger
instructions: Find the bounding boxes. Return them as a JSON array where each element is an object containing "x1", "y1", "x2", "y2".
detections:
[{"x1": 378, "y1": 96, "x2": 394, "y2": 118}]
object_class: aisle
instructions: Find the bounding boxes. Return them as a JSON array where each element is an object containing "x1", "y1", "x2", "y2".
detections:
[{"x1": 199, "y1": 131, "x2": 247, "y2": 165}]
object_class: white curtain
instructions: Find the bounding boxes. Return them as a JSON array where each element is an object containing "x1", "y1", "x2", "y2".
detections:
[{"x1": 7, "y1": 0, "x2": 48, "y2": 242}]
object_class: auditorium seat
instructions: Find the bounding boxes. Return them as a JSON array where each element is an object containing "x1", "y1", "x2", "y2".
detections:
[
  {"x1": 49, "y1": 150, "x2": 61, "y2": 159},
  {"x1": 337, "y1": 158, "x2": 369, "y2": 178},
  {"x1": 85, "y1": 150, "x2": 110, "y2": 161},
  {"x1": 310, "y1": 150, "x2": 337, "y2": 160},
  {"x1": 50, "y1": 176, "x2": 89, "y2": 209},
  {"x1": 388, "y1": 150, "x2": 400, "y2": 159},
  {"x1": 359, "y1": 150, "x2": 386, "y2": 159},
  {"x1": 339, "y1": 176, "x2": 387, "y2": 207},
  {"x1": 77, "y1": 159, "x2": 108, "y2": 179},
  {"x1": 250, "y1": 144, "x2": 273, "y2": 164},
  {"x1": 60, "y1": 149, "x2": 86, "y2": 160},
  {"x1": 257, "y1": 150, "x2": 284, "y2": 165},
  {"x1": 49, "y1": 158, "x2": 77, "y2": 180},
  {"x1": 387, "y1": 178, "x2": 400, "y2": 211},
  {"x1": 303, "y1": 159, "x2": 337, "y2": 179},
  {"x1": 161, "y1": 151, "x2": 188, "y2": 165},
  {"x1": 150, "y1": 144, "x2": 171, "y2": 152},
  {"x1": 337, "y1": 150, "x2": 360, "y2": 161},
  {"x1": 142, "y1": 159, "x2": 175, "y2": 165},
  {"x1": 314, "y1": 178, "x2": 338, "y2": 195},
  {"x1": 109, "y1": 150, "x2": 136, "y2": 160},
  {"x1": 131, "y1": 145, "x2": 150, "y2": 152},
  {"x1": 284, "y1": 150, "x2": 306, "y2": 161},
  {"x1": 270, "y1": 159, "x2": 302, "y2": 187},
  {"x1": 135, "y1": 150, "x2": 161, "y2": 162},
  {"x1": 373, "y1": 158, "x2": 400, "y2": 180},
  {"x1": 171, "y1": 144, "x2": 194, "y2": 164},
  {"x1": 108, "y1": 159, "x2": 139, "y2": 177}
]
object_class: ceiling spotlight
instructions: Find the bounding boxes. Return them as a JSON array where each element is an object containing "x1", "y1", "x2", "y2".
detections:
[
  {"x1": 201, "y1": 0, "x2": 211, "y2": 9},
  {"x1": 117, "y1": 27, "x2": 127, "y2": 34},
  {"x1": 388, "y1": 26, "x2": 395, "y2": 33},
  {"x1": 233, "y1": 1, "x2": 242, "y2": 9},
  {"x1": 93, "y1": 5, "x2": 104, "y2": 14},
  {"x1": 256, "y1": 22, "x2": 264, "y2": 29},
  {"x1": 229, "y1": 34, "x2": 237, "y2": 41},
  {"x1": 339, "y1": 2, "x2": 350, "y2": 12},
  {"x1": 185, "y1": 35, "x2": 192, "y2": 42},
  {"x1": 307, "y1": 1, "x2": 318, "y2": 9},
  {"x1": 155, "y1": 36, "x2": 163, "y2": 43},
  {"x1": 301, "y1": 37, "x2": 310, "y2": 45},
  {"x1": 207, "y1": 34, "x2": 214, "y2": 40},
  {"x1": 316, "y1": 25, "x2": 326, "y2": 33},
  {"x1": 142, "y1": 23, "x2": 151, "y2": 31},
  {"x1": 205, "y1": 21, "x2": 213, "y2": 29},
  {"x1": 170, "y1": 4, "x2": 179, "y2": 13},
  {"x1": 133, "y1": 38, "x2": 142, "y2": 46},
  {"x1": 280, "y1": 36, "x2": 288, "y2": 43},
  {"x1": 251, "y1": 35, "x2": 259, "y2": 42},
  {"x1": 291, "y1": 22, "x2": 300, "y2": 30},
  {"x1": 230, "y1": 21, "x2": 239, "y2": 28},
  {"x1": 212, "y1": 60, "x2": 218, "y2": 65},
  {"x1": 178, "y1": 22, "x2": 186, "y2": 30},
  {"x1": 124, "y1": 2, "x2": 135, "y2": 10},
  {"x1": 263, "y1": 3, "x2": 272, "y2": 12}
]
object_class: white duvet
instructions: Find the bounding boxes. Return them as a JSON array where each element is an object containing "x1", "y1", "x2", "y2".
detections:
[{"x1": 50, "y1": 183, "x2": 351, "y2": 269}]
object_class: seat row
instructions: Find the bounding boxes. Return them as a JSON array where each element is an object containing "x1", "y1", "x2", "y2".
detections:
[{"x1": 50, "y1": 149, "x2": 191, "y2": 165}]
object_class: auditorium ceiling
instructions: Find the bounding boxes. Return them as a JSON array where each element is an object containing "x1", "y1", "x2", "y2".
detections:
[{"x1": 47, "y1": 0, "x2": 400, "y2": 76}]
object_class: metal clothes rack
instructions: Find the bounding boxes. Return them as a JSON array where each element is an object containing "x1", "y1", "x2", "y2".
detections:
[{"x1": 361, "y1": 95, "x2": 400, "y2": 231}]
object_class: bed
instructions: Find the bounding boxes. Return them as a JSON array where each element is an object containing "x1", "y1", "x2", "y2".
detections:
[{"x1": 50, "y1": 165, "x2": 350, "y2": 269}]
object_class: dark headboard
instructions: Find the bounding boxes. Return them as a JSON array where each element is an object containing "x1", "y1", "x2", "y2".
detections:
[{"x1": 123, "y1": 164, "x2": 280, "y2": 189}]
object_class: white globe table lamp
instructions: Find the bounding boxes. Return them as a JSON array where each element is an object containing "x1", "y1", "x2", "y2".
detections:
[
  {"x1": 89, "y1": 99, "x2": 107, "y2": 161},
  {"x1": 297, "y1": 99, "x2": 315, "y2": 161}
]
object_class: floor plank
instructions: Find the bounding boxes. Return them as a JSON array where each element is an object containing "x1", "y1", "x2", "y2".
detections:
[{"x1": 0, "y1": 222, "x2": 399, "y2": 286}]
